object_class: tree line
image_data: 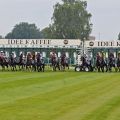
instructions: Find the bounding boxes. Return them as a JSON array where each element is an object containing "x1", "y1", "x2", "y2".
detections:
[{"x1": 1, "y1": 0, "x2": 93, "y2": 40}]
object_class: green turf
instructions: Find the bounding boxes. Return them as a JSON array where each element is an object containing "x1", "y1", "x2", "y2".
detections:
[{"x1": 0, "y1": 71, "x2": 120, "y2": 120}]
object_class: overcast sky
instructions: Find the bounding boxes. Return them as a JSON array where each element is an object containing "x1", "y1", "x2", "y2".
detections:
[{"x1": 0, "y1": 0, "x2": 119, "y2": 40}]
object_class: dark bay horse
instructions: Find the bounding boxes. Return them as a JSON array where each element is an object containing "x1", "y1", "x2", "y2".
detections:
[
  {"x1": 108, "y1": 53, "x2": 116, "y2": 72},
  {"x1": 96, "y1": 52, "x2": 108, "y2": 72},
  {"x1": 26, "y1": 53, "x2": 32, "y2": 71},
  {"x1": 117, "y1": 52, "x2": 120, "y2": 72},
  {"x1": 36, "y1": 53, "x2": 45, "y2": 72},
  {"x1": 60, "y1": 53, "x2": 67, "y2": 71},
  {"x1": 9, "y1": 53, "x2": 17, "y2": 71},
  {"x1": 31, "y1": 52, "x2": 37, "y2": 71},
  {"x1": 50, "y1": 53, "x2": 60, "y2": 71}
]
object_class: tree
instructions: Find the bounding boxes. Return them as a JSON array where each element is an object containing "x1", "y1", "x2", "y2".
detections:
[
  {"x1": 41, "y1": 25, "x2": 56, "y2": 39},
  {"x1": 42, "y1": 0, "x2": 92, "y2": 39},
  {"x1": 5, "y1": 22, "x2": 41, "y2": 39}
]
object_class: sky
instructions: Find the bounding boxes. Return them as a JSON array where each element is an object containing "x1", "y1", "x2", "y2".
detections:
[{"x1": 0, "y1": 0, "x2": 119, "y2": 40}]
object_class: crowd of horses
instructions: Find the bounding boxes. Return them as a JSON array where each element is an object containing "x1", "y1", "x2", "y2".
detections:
[
  {"x1": 0, "y1": 52, "x2": 69, "y2": 72},
  {"x1": 0, "y1": 51, "x2": 120, "y2": 72},
  {"x1": 75, "y1": 51, "x2": 120, "y2": 72}
]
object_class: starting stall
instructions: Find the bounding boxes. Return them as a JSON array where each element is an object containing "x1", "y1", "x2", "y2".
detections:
[
  {"x1": 1, "y1": 39, "x2": 120, "y2": 68},
  {"x1": 0, "y1": 39, "x2": 80, "y2": 65}
]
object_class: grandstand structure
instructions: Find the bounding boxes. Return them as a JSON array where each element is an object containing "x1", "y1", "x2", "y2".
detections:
[{"x1": 0, "y1": 39, "x2": 120, "y2": 64}]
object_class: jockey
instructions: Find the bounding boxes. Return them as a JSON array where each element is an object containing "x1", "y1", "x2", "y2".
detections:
[
  {"x1": 27, "y1": 52, "x2": 31, "y2": 61},
  {"x1": 117, "y1": 51, "x2": 120, "y2": 69},
  {"x1": 109, "y1": 52, "x2": 114, "y2": 58},
  {"x1": 101, "y1": 51, "x2": 106, "y2": 61},
  {"x1": 10, "y1": 52, "x2": 15, "y2": 63},
  {"x1": 0, "y1": 51, "x2": 4, "y2": 61},
  {"x1": 61, "y1": 52, "x2": 66, "y2": 58},
  {"x1": 0, "y1": 51, "x2": 5, "y2": 57},
  {"x1": 96, "y1": 52, "x2": 100, "y2": 58},
  {"x1": 51, "y1": 52, "x2": 56, "y2": 60},
  {"x1": 109, "y1": 52, "x2": 115, "y2": 65},
  {"x1": 37, "y1": 52, "x2": 43, "y2": 63},
  {"x1": 101, "y1": 51, "x2": 105, "y2": 58},
  {"x1": 19, "y1": 53, "x2": 23, "y2": 64}
]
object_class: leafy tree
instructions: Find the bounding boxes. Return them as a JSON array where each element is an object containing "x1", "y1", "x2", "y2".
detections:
[
  {"x1": 5, "y1": 22, "x2": 41, "y2": 39},
  {"x1": 42, "y1": 0, "x2": 92, "y2": 39},
  {"x1": 41, "y1": 25, "x2": 56, "y2": 39}
]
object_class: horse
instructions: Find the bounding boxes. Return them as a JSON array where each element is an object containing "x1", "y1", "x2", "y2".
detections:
[
  {"x1": 96, "y1": 53, "x2": 101, "y2": 72},
  {"x1": 117, "y1": 56, "x2": 120, "y2": 72},
  {"x1": 17, "y1": 53, "x2": 25, "y2": 71},
  {"x1": 9, "y1": 53, "x2": 17, "y2": 71},
  {"x1": 116, "y1": 52, "x2": 120, "y2": 72},
  {"x1": 0, "y1": 55, "x2": 6, "y2": 71},
  {"x1": 36, "y1": 53, "x2": 45, "y2": 72},
  {"x1": 64, "y1": 57, "x2": 69, "y2": 70},
  {"x1": 108, "y1": 53, "x2": 116, "y2": 72},
  {"x1": 80, "y1": 55, "x2": 93, "y2": 72},
  {"x1": 26, "y1": 53, "x2": 32, "y2": 71},
  {"x1": 85, "y1": 56, "x2": 93, "y2": 72},
  {"x1": 95, "y1": 52, "x2": 106, "y2": 72},
  {"x1": 31, "y1": 52, "x2": 37, "y2": 72},
  {"x1": 50, "y1": 52, "x2": 60, "y2": 71},
  {"x1": 60, "y1": 53, "x2": 67, "y2": 71},
  {"x1": 3, "y1": 57, "x2": 9, "y2": 71}
]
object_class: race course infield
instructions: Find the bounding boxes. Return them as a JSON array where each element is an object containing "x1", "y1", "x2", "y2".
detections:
[{"x1": 0, "y1": 71, "x2": 120, "y2": 120}]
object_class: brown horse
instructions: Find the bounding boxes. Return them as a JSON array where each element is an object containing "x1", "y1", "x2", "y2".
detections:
[{"x1": 26, "y1": 53, "x2": 32, "y2": 71}]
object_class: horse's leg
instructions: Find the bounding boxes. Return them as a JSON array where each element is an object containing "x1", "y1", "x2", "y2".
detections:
[
  {"x1": 37, "y1": 65, "x2": 39, "y2": 72},
  {"x1": 42, "y1": 64, "x2": 45, "y2": 72},
  {"x1": 35, "y1": 64, "x2": 36, "y2": 71},
  {"x1": 64, "y1": 64, "x2": 66, "y2": 71},
  {"x1": 67, "y1": 64, "x2": 69, "y2": 70},
  {"x1": 18, "y1": 64, "x2": 20, "y2": 71},
  {"x1": 32, "y1": 64, "x2": 34, "y2": 71},
  {"x1": 38, "y1": 64, "x2": 41, "y2": 72},
  {"x1": 61, "y1": 65, "x2": 62, "y2": 71},
  {"x1": 54, "y1": 63, "x2": 57, "y2": 71},
  {"x1": 2, "y1": 65, "x2": 4, "y2": 71},
  {"x1": 6, "y1": 64, "x2": 9, "y2": 71},
  {"x1": 10, "y1": 65, "x2": 12, "y2": 71},
  {"x1": 102, "y1": 66, "x2": 104, "y2": 72},
  {"x1": 22, "y1": 64, "x2": 24, "y2": 71},
  {"x1": 60, "y1": 65, "x2": 62, "y2": 71},
  {"x1": 3, "y1": 65, "x2": 5, "y2": 71},
  {"x1": 53, "y1": 65, "x2": 55, "y2": 71},
  {"x1": 63, "y1": 64, "x2": 65, "y2": 71},
  {"x1": 15, "y1": 64, "x2": 17, "y2": 71},
  {"x1": 34, "y1": 64, "x2": 36, "y2": 71},
  {"x1": 13, "y1": 65, "x2": 15, "y2": 71},
  {"x1": 29, "y1": 65, "x2": 31, "y2": 72},
  {"x1": 25, "y1": 64, "x2": 28, "y2": 71},
  {"x1": 119, "y1": 67, "x2": 120, "y2": 72},
  {"x1": 100, "y1": 64, "x2": 104, "y2": 72},
  {"x1": 57, "y1": 64, "x2": 60, "y2": 71},
  {"x1": 109, "y1": 66, "x2": 112, "y2": 72},
  {"x1": 32, "y1": 64, "x2": 35, "y2": 72},
  {"x1": 38, "y1": 65, "x2": 40, "y2": 72},
  {"x1": 105, "y1": 64, "x2": 108, "y2": 72},
  {"x1": 118, "y1": 66, "x2": 120, "y2": 72},
  {"x1": 54, "y1": 64, "x2": 56, "y2": 71},
  {"x1": 98, "y1": 66, "x2": 100, "y2": 72}
]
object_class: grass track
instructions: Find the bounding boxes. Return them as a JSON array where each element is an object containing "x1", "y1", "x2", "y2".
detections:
[{"x1": 0, "y1": 71, "x2": 120, "y2": 120}]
